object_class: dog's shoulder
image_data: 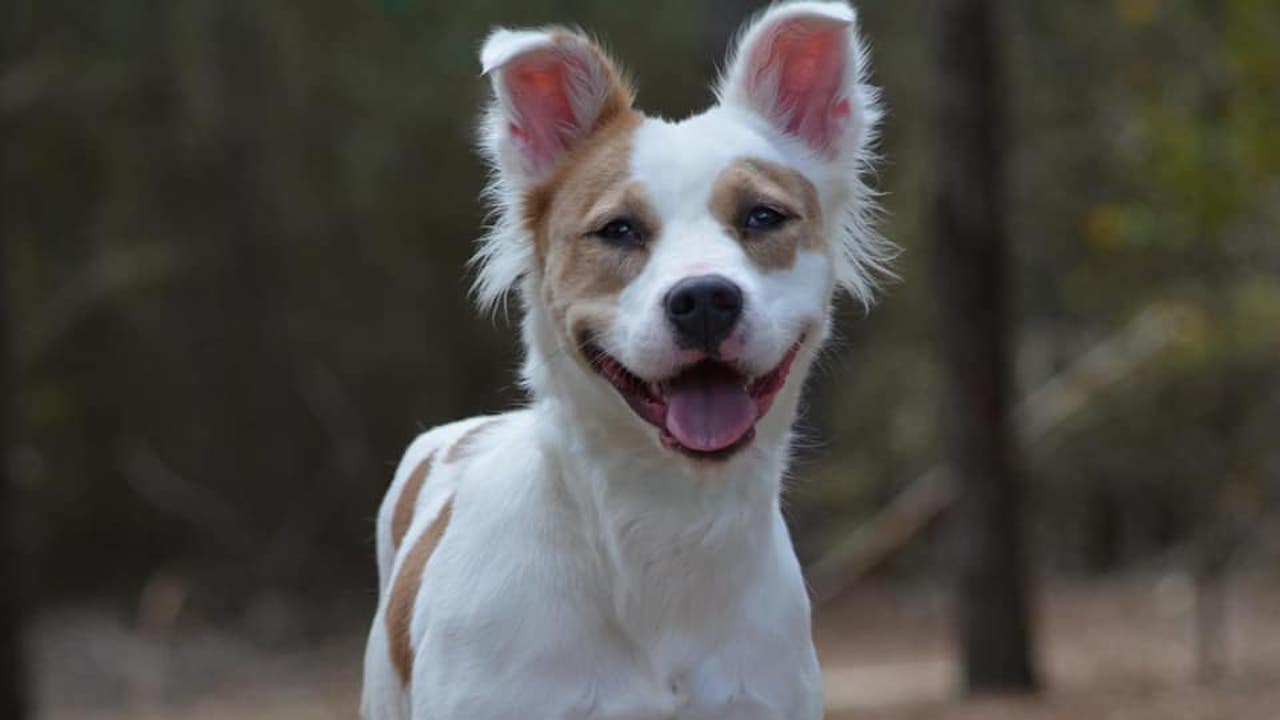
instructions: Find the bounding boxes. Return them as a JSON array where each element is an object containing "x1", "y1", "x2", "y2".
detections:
[
  {"x1": 371, "y1": 410, "x2": 535, "y2": 690},
  {"x1": 374, "y1": 412, "x2": 522, "y2": 587}
]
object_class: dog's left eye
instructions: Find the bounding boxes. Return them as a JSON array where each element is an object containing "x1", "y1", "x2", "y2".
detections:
[
  {"x1": 594, "y1": 218, "x2": 645, "y2": 246},
  {"x1": 744, "y1": 205, "x2": 787, "y2": 231}
]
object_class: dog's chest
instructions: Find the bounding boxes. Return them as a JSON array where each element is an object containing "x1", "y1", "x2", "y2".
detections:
[
  {"x1": 572, "y1": 644, "x2": 796, "y2": 720},
  {"x1": 557, "y1": 463, "x2": 815, "y2": 717}
]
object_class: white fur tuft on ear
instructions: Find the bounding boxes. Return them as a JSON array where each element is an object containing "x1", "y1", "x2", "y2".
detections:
[
  {"x1": 471, "y1": 28, "x2": 632, "y2": 313},
  {"x1": 719, "y1": 1, "x2": 893, "y2": 307}
]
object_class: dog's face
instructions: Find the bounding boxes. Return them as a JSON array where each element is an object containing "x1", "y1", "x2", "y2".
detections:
[
  {"x1": 476, "y1": 2, "x2": 887, "y2": 461},
  {"x1": 537, "y1": 112, "x2": 833, "y2": 460}
]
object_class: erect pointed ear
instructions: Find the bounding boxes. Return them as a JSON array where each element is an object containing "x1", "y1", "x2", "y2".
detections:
[
  {"x1": 480, "y1": 28, "x2": 633, "y2": 185},
  {"x1": 718, "y1": 1, "x2": 877, "y2": 160}
]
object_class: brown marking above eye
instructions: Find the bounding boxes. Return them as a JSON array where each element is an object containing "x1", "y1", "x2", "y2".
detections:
[
  {"x1": 547, "y1": 179, "x2": 657, "y2": 308},
  {"x1": 710, "y1": 158, "x2": 824, "y2": 270},
  {"x1": 579, "y1": 182, "x2": 660, "y2": 250},
  {"x1": 514, "y1": 110, "x2": 660, "y2": 370},
  {"x1": 520, "y1": 111, "x2": 657, "y2": 310},
  {"x1": 523, "y1": 111, "x2": 644, "y2": 264}
]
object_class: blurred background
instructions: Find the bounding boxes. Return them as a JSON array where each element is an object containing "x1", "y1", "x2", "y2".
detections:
[{"x1": 2, "y1": 0, "x2": 1278, "y2": 718}]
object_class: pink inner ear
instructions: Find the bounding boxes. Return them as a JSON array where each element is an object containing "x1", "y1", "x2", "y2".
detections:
[
  {"x1": 749, "y1": 20, "x2": 850, "y2": 154},
  {"x1": 504, "y1": 51, "x2": 587, "y2": 175}
]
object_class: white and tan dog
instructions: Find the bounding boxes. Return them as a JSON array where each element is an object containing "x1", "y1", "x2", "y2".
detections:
[{"x1": 362, "y1": 2, "x2": 888, "y2": 717}]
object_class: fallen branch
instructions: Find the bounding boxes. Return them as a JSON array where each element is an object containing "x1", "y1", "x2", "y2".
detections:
[{"x1": 807, "y1": 304, "x2": 1195, "y2": 604}]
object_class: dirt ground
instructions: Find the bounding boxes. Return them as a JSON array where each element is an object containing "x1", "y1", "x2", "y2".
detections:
[
  {"x1": 34, "y1": 574, "x2": 1280, "y2": 719},
  {"x1": 816, "y1": 575, "x2": 1280, "y2": 719}
]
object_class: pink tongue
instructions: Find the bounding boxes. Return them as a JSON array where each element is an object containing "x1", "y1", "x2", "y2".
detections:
[{"x1": 664, "y1": 363, "x2": 757, "y2": 452}]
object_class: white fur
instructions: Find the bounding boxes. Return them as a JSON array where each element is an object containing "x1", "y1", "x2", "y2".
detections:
[{"x1": 364, "y1": 3, "x2": 889, "y2": 718}]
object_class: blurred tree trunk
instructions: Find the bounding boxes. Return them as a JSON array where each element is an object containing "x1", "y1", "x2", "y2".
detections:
[
  {"x1": 933, "y1": 0, "x2": 1038, "y2": 693},
  {"x1": 1, "y1": 1, "x2": 28, "y2": 709},
  {"x1": 158, "y1": 2, "x2": 304, "y2": 586},
  {"x1": 1, "y1": 140, "x2": 28, "y2": 720}
]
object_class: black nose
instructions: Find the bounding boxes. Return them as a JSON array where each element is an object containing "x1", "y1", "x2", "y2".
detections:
[{"x1": 664, "y1": 274, "x2": 744, "y2": 353}]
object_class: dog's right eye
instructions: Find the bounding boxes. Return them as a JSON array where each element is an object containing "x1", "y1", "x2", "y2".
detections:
[
  {"x1": 594, "y1": 218, "x2": 645, "y2": 247},
  {"x1": 743, "y1": 205, "x2": 789, "y2": 231}
]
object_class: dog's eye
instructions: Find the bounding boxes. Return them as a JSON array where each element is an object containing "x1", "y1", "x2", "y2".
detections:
[
  {"x1": 594, "y1": 218, "x2": 644, "y2": 246},
  {"x1": 743, "y1": 205, "x2": 788, "y2": 231}
]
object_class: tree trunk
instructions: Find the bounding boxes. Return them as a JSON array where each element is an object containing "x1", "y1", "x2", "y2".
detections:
[
  {"x1": 1, "y1": 0, "x2": 27, "y2": 709},
  {"x1": 1, "y1": 127, "x2": 28, "y2": 720},
  {"x1": 933, "y1": 0, "x2": 1038, "y2": 694}
]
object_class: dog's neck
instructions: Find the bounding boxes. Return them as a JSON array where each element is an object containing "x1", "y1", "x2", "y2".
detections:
[
  {"x1": 520, "y1": 294, "x2": 809, "y2": 641},
  {"x1": 534, "y1": 390, "x2": 788, "y2": 645}
]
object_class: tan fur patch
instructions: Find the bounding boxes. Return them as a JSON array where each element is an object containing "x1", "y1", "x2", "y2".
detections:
[
  {"x1": 512, "y1": 39, "x2": 649, "y2": 360},
  {"x1": 521, "y1": 33, "x2": 637, "y2": 260},
  {"x1": 524, "y1": 112, "x2": 657, "y2": 355},
  {"x1": 524, "y1": 111, "x2": 646, "y2": 263},
  {"x1": 391, "y1": 451, "x2": 436, "y2": 550},
  {"x1": 709, "y1": 158, "x2": 824, "y2": 270},
  {"x1": 445, "y1": 419, "x2": 500, "y2": 464},
  {"x1": 386, "y1": 497, "x2": 454, "y2": 685}
]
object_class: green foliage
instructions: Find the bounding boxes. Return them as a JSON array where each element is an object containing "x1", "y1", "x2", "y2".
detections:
[{"x1": 795, "y1": 0, "x2": 1280, "y2": 570}]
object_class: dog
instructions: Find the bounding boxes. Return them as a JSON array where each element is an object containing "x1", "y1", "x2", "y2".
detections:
[{"x1": 361, "y1": 2, "x2": 887, "y2": 717}]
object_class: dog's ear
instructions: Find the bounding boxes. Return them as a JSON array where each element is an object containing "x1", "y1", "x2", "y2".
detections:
[
  {"x1": 719, "y1": 2, "x2": 891, "y2": 307},
  {"x1": 717, "y1": 2, "x2": 876, "y2": 161},
  {"x1": 480, "y1": 28, "x2": 632, "y2": 185}
]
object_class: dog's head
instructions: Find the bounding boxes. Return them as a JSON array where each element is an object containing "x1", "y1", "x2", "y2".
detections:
[{"x1": 474, "y1": 1, "x2": 889, "y2": 462}]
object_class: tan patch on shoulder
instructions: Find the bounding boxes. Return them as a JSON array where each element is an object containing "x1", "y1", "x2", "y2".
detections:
[
  {"x1": 709, "y1": 158, "x2": 825, "y2": 270},
  {"x1": 391, "y1": 451, "x2": 436, "y2": 550},
  {"x1": 444, "y1": 419, "x2": 501, "y2": 464},
  {"x1": 386, "y1": 497, "x2": 454, "y2": 685}
]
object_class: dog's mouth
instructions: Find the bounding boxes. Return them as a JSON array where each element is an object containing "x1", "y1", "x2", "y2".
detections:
[{"x1": 583, "y1": 340, "x2": 802, "y2": 461}]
